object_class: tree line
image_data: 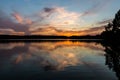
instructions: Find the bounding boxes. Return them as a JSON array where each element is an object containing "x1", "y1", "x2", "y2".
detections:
[{"x1": 101, "y1": 9, "x2": 120, "y2": 41}]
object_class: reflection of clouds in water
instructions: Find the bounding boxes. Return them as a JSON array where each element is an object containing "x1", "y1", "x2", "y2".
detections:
[
  {"x1": 12, "y1": 46, "x2": 81, "y2": 71},
  {"x1": 29, "y1": 46, "x2": 80, "y2": 71},
  {"x1": 30, "y1": 41, "x2": 104, "y2": 51},
  {"x1": 0, "y1": 43, "x2": 25, "y2": 50},
  {"x1": 5, "y1": 41, "x2": 104, "y2": 71},
  {"x1": 12, "y1": 53, "x2": 32, "y2": 64}
]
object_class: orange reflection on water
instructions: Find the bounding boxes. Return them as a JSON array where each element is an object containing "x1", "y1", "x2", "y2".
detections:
[
  {"x1": 30, "y1": 40, "x2": 104, "y2": 51},
  {"x1": 10, "y1": 41, "x2": 104, "y2": 71}
]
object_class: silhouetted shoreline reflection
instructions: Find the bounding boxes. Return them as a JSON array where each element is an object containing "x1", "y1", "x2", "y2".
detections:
[
  {"x1": 0, "y1": 40, "x2": 118, "y2": 80},
  {"x1": 104, "y1": 43, "x2": 120, "y2": 80}
]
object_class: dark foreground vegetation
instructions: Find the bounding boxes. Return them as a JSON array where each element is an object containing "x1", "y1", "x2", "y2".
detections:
[
  {"x1": 101, "y1": 9, "x2": 120, "y2": 43},
  {"x1": 100, "y1": 10, "x2": 120, "y2": 80}
]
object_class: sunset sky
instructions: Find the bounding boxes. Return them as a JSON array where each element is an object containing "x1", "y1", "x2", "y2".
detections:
[{"x1": 0, "y1": 0, "x2": 120, "y2": 36}]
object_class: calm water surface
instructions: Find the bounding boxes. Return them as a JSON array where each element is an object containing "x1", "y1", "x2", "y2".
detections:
[{"x1": 0, "y1": 40, "x2": 118, "y2": 80}]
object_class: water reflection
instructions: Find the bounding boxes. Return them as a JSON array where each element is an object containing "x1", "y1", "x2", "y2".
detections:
[
  {"x1": 0, "y1": 43, "x2": 25, "y2": 50},
  {"x1": 0, "y1": 40, "x2": 118, "y2": 80},
  {"x1": 104, "y1": 43, "x2": 120, "y2": 80}
]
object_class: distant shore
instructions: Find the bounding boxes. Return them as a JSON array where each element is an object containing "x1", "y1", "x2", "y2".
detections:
[{"x1": 0, "y1": 35, "x2": 102, "y2": 39}]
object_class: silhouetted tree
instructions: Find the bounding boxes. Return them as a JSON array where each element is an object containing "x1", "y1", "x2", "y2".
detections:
[
  {"x1": 105, "y1": 22, "x2": 113, "y2": 32},
  {"x1": 101, "y1": 9, "x2": 120, "y2": 40},
  {"x1": 112, "y1": 9, "x2": 120, "y2": 33},
  {"x1": 104, "y1": 44, "x2": 120, "y2": 80}
]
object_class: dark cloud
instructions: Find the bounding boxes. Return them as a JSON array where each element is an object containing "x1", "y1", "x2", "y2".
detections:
[
  {"x1": 44, "y1": 7, "x2": 55, "y2": 13},
  {"x1": 0, "y1": 10, "x2": 30, "y2": 35},
  {"x1": 96, "y1": 19, "x2": 112, "y2": 25},
  {"x1": 84, "y1": 26, "x2": 104, "y2": 32},
  {"x1": 28, "y1": 7, "x2": 56, "y2": 25}
]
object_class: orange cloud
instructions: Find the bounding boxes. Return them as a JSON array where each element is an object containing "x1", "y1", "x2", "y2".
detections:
[
  {"x1": 9, "y1": 41, "x2": 104, "y2": 70},
  {"x1": 30, "y1": 26, "x2": 104, "y2": 36},
  {"x1": 30, "y1": 41, "x2": 104, "y2": 51}
]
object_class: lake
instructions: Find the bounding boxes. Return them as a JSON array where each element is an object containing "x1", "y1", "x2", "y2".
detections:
[{"x1": 0, "y1": 40, "x2": 119, "y2": 80}]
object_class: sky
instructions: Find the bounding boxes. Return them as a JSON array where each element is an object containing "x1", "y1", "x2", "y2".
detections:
[{"x1": 0, "y1": 0, "x2": 120, "y2": 36}]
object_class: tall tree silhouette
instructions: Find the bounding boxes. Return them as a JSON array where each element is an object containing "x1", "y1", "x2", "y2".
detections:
[
  {"x1": 104, "y1": 43, "x2": 120, "y2": 80},
  {"x1": 105, "y1": 22, "x2": 113, "y2": 32},
  {"x1": 112, "y1": 9, "x2": 120, "y2": 33},
  {"x1": 101, "y1": 9, "x2": 120, "y2": 40}
]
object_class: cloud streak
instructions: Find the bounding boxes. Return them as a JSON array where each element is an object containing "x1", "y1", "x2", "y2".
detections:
[
  {"x1": 82, "y1": 0, "x2": 113, "y2": 16},
  {"x1": 31, "y1": 26, "x2": 104, "y2": 36},
  {"x1": 12, "y1": 12, "x2": 24, "y2": 24},
  {"x1": 12, "y1": 11, "x2": 33, "y2": 25},
  {"x1": 96, "y1": 19, "x2": 112, "y2": 25},
  {"x1": 0, "y1": 28, "x2": 25, "y2": 35}
]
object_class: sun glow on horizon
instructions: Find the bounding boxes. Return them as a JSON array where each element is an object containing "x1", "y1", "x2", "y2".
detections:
[{"x1": 0, "y1": 0, "x2": 119, "y2": 35}]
